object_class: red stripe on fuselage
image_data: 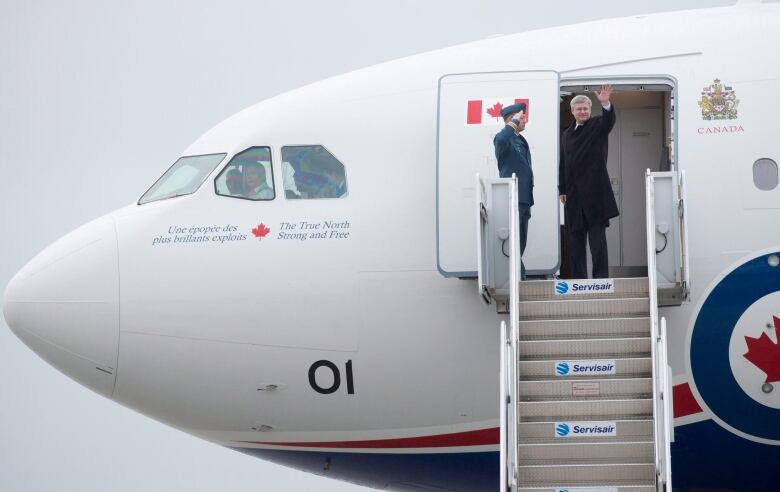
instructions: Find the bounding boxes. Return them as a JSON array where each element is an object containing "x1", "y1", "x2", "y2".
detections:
[
  {"x1": 673, "y1": 382, "x2": 704, "y2": 418},
  {"x1": 239, "y1": 427, "x2": 499, "y2": 449},
  {"x1": 240, "y1": 385, "x2": 705, "y2": 450}
]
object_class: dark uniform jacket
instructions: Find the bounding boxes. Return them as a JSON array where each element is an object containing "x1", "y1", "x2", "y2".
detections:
[
  {"x1": 558, "y1": 106, "x2": 618, "y2": 231},
  {"x1": 494, "y1": 125, "x2": 534, "y2": 206}
]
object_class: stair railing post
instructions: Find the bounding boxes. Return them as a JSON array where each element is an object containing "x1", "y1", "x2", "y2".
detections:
[
  {"x1": 508, "y1": 175, "x2": 519, "y2": 491},
  {"x1": 499, "y1": 320, "x2": 508, "y2": 492},
  {"x1": 661, "y1": 316, "x2": 673, "y2": 488},
  {"x1": 498, "y1": 175, "x2": 520, "y2": 492},
  {"x1": 646, "y1": 169, "x2": 671, "y2": 490}
]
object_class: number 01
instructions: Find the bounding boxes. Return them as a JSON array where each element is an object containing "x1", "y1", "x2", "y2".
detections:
[{"x1": 308, "y1": 360, "x2": 355, "y2": 395}]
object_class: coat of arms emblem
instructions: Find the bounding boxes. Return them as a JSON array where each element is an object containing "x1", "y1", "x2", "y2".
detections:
[{"x1": 699, "y1": 78, "x2": 739, "y2": 120}]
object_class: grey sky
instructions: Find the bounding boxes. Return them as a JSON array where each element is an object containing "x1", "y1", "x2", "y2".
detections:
[{"x1": 0, "y1": 1, "x2": 732, "y2": 490}]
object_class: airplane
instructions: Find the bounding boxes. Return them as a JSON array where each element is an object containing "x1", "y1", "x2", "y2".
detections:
[{"x1": 3, "y1": 1, "x2": 780, "y2": 490}]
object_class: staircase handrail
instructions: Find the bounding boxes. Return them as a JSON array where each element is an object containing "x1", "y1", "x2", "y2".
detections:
[
  {"x1": 499, "y1": 320, "x2": 514, "y2": 492},
  {"x1": 499, "y1": 175, "x2": 520, "y2": 492},
  {"x1": 646, "y1": 169, "x2": 672, "y2": 491},
  {"x1": 660, "y1": 316, "x2": 673, "y2": 487}
]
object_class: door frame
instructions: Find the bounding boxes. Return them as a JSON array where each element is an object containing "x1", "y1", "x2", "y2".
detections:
[{"x1": 559, "y1": 75, "x2": 679, "y2": 275}]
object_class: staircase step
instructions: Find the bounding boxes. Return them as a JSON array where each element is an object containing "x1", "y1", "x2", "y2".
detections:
[
  {"x1": 518, "y1": 419, "x2": 654, "y2": 443},
  {"x1": 519, "y1": 317, "x2": 651, "y2": 340},
  {"x1": 519, "y1": 277, "x2": 649, "y2": 300},
  {"x1": 518, "y1": 298, "x2": 650, "y2": 320},
  {"x1": 517, "y1": 486, "x2": 655, "y2": 492},
  {"x1": 518, "y1": 440, "x2": 654, "y2": 465},
  {"x1": 519, "y1": 358, "x2": 652, "y2": 380},
  {"x1": 519, "y1": 378, "x2": 652, "y2": 401},
  {"x1": 519, "y1": 338, "x2": 651, "y2": 360},
  {"x1": 517, "y1": 463, "x2": 655, "y2": 486},
  {"x1": 519, "y1": 399, "x2": 653, "y2": 421}
]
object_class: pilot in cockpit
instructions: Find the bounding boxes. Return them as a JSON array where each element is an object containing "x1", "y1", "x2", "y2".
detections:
[
  {"x1": 225, "y1": 168, "x2": 245, "y2": 196},
  {"x1": 242, "y1": 161, "x2": 274, "y2": 199}
]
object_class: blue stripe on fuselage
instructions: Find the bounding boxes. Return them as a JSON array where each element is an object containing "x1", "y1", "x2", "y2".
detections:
[
  {"x1": 232, "y1": 419, "x2": 780, "y2": 491},
  {"x1": 230, "y1": 447, "x2": 498, "y2": 491}
]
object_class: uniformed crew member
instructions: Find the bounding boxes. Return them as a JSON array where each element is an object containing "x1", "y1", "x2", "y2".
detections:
[
  {"x1": 558, "y1": 85, "x2": 617, "y2": 279},
  {"x1": 494, "y1": 102, "x2": 533, "y2": 280},
  {"x1": 243, "y1": 162, "x2": 274, "y2": 199}
]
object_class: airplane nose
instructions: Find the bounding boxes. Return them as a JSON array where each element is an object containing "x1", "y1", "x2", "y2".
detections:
[{"x1": 3, "y1": 216, "x2": 120, "y2": 397}]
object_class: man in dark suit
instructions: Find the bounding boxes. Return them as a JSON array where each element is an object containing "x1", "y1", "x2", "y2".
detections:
[
  {"x1": 494, "y1": 102, "x2": 533, "y2": 279},
  {"x1": 558, "y1": 85, "x2": 618, "y2": 279}
]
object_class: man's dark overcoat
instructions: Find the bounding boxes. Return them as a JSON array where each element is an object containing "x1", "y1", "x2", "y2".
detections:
[{"x1": 558, "y1": 106, "x2": 619, "y2": 232}]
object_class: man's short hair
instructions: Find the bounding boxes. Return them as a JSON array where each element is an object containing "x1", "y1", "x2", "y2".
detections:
[{"x1": 570, "y1": 95, "x2": 592, "y2": 108}]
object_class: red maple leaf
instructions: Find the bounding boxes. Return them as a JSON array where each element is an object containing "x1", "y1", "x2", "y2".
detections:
[
  {"x1": 486, "y1": 102, "x2": 504, "y2": 118},
  {"x1": 251, "y1": 223, "x2": 271, "y2": 239},
  {"x1": 743, "y1": 316, "x2": 780, "y2": 383}
]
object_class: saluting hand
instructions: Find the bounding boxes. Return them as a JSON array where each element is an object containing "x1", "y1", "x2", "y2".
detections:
[{"x1": 595, "y1": 85, "x2": 613, "y2": 105}]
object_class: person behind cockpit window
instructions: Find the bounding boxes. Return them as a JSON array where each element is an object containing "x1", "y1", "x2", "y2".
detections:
[
  {"x1": 242, "y1": 162, "x2": 273, "y2": 199},
  {"x1": 282, "y1": 161, "x2": 302, "y2": 198},
  {"x1": 225, "y1": 168, "x2": 245, "y2": 196}
]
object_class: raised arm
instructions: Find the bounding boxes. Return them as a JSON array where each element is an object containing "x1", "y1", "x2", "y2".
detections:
[
  {"x1": 493, "y1": 124, "x2": 515, "y2": 156},
  {"x1": 595, "y1": 85, "x2": 616, "y2": 134},
  {"x1": 595, "y1": 84, "x2": 612, "y2": 107}
]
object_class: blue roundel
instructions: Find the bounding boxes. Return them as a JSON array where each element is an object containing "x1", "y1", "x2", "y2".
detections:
[
  {"x1": 690, "y1": 252, "x2": 780, "y2": 441},
  {"x1": 555, "y1": 423, "x2": 570, "y2": 436},
  {"x1": 555, "y1": 281, "x2": 569, "y2": 294},
  {"x1": 556, "y1": 362, "x2": 570, "y2": 375}
]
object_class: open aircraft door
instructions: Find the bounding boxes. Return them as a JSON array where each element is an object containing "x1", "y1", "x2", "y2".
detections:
[
  {"x1": 437, "y1": 71, "x2": 560, "y2": 277},
  {"x1": 648, "y1": 169, "x2": 691, "y2": 305}
]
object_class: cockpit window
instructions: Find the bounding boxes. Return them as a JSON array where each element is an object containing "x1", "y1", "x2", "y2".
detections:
[
  {"x1": 281, "y1": 145, "x2": 348, "y2": 199},
  {"x1": 139, "y1": 153, "x2": 226, "y2": 205},
  {"x1": 215, "y1": 147, "x2": 275, "y2": 200}
]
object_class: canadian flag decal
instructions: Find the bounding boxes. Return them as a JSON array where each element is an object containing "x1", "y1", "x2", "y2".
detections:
[{"x1": 466, "y1": 98, "x2": 529, "y2": 125}]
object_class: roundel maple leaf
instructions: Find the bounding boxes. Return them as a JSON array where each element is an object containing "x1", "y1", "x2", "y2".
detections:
[{"x1": 743, "y1": 316, "x2": 780, "y2": 383}]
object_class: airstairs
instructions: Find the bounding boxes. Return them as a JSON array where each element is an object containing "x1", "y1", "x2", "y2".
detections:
[
  {"x1": 511, "y1": 278, "x2": 658, "y2": 491},
  {"x1": 479, "y1": 171, "x2": 686, "y2": 492}
]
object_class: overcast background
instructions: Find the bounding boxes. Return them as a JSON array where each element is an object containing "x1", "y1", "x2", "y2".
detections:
[{"x1": 1, "y1": 1, "x2": 733, "y2": 490}]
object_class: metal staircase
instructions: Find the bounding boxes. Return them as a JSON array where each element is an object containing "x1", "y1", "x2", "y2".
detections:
[
  {"x1": 485, "y1": 171, "x2": 681, "y2": 492},
  {"x1": 513, "y1": 277, "x2": 656, "y2": 491}
]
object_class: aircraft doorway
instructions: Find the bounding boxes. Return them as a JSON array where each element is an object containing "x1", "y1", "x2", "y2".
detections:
[{"x1": 559, "y1": 82, "x2": 675, "y2": 278}]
